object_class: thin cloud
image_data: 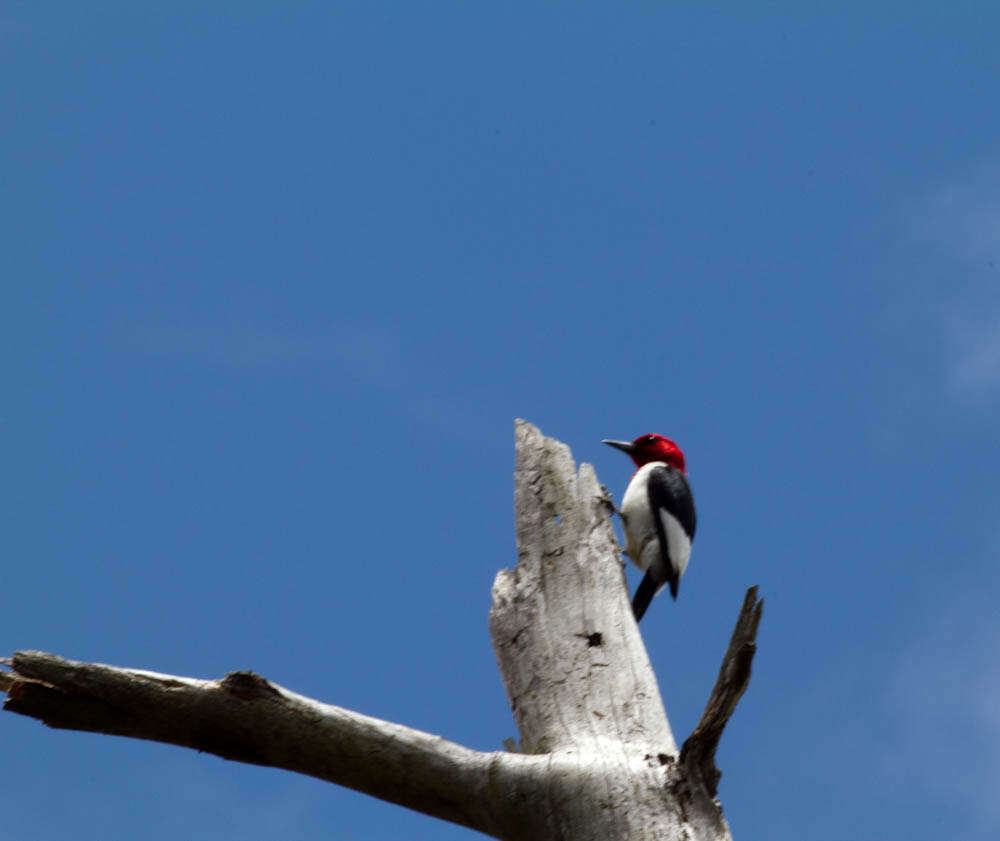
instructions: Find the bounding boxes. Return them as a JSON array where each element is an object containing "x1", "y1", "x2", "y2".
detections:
[
  {"x1": 902, "y1": 159, "x2": 1000, "y2": 398},
  {"x1": 130, "y1": 323, "x2": 402, "y2": 385},
  {"x1": 946, "y1": 309, "x2": 1000, "y2": 393},
  {"x1": 910, "y1": 162, "x2": 1000, "y2": 264},
  {"x1": 883, "y1": 584, "x2": 1000, "y2": 832},
  {"x1": 128, "y1": 322, "x2": 499, "y2": 437}
]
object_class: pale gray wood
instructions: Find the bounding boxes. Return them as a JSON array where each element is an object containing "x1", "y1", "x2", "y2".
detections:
[
  {"x1": 682, "y1": 586, "x2": 764, "y2": 797},
  {"x1": 491, "y1": 419, "x2": 676, "y2": 755},
  {"x1": 1, "y1": 651, "x2": 512, "y2": 836},
  {"x1": 1, "y1": 420, "x2": 759, "y2": 841},
  {"x1": 487, "y1": 420, "x2": 736, "y2": 840}
]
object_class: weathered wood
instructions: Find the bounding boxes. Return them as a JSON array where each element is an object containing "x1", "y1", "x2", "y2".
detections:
[
  {"x1": 485, "y1": 421, "x2": 735, "y2": 840},
  {"x1": 682, "y1": 587, "x2": 764, "y2": 797},
  {"x1": 1, "y1": 650, "x2": 512, "y2": 836},
  {"x1": 490, "y1": 419, "x2": 675, "y2": 755}
]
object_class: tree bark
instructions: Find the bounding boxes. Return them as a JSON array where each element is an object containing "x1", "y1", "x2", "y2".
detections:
[
  {"x1": 2, "y1": 420, "x2": 760, "y2": 840},
  {"x1": 1, "y1": 651, "x2": 510, "y2": 835},
  {"x1": 682, "y1": 586, "x2": 763, "y2": 797}
]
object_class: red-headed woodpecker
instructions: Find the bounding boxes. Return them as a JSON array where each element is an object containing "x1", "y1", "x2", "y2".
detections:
[{"x1": 603, "y1": 434, "x2": 697, "y2": 622}]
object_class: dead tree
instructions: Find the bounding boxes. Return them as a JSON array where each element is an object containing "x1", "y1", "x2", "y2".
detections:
[{"x1": 1, "y1": 420, "x2": 761, "y2": 841}]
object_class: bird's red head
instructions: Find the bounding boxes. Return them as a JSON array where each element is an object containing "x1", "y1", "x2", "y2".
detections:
[{"x1": 603, "y1": 433, "x2": 687, "y2": 472}]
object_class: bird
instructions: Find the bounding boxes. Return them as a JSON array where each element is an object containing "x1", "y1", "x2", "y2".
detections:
[{"x1": 602, "y1": 434, "x2": 697, "y2": 622}]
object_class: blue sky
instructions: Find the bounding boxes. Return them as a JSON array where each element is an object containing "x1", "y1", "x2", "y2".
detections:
[{"x1": 4, "y1": 3, "x2": 1000, "y2": 839}]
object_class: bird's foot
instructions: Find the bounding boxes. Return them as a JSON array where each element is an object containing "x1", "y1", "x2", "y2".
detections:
[{"x1": 598, "y1": 486, "x2": 623, "y2": 517}]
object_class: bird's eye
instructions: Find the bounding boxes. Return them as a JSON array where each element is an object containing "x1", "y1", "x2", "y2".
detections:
[{"x1": 646, "y1": 435, "x2": 657, "y2": 443}]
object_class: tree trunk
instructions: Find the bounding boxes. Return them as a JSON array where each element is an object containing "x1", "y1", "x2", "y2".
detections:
[{"x1": 1, "y1": 420, "x2": 760, "y2": 840}]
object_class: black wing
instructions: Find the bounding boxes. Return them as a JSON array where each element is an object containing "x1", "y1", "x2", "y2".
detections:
[
  {"x1": 647, "y1": 465, "x2": 696, "y2": 541},
  {"x1": 646, "y1": 464, "x2": 696, "y2": 599}
]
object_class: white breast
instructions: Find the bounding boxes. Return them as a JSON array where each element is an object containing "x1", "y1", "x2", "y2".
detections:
[
  {"x1": 619, "y1": 463, "x2": 659, "y2": 571},
  {"x1": 619, "y1": 462, "x2": 691, "y2": 582}
]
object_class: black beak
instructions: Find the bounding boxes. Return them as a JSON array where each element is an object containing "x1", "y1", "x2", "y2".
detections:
[{"x1": 602, "y1": 439, "x2": 635, "y2": 455}]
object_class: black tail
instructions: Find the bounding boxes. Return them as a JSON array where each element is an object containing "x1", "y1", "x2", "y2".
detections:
[
  {"x1": 632, "y1": 570, "x2": 679, "y2": 622},
  {"x1": 631, "y1": 573, "x2": 658, "y2": 622}
]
